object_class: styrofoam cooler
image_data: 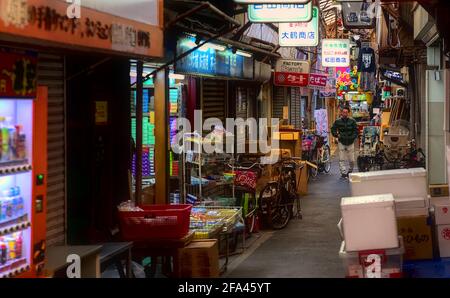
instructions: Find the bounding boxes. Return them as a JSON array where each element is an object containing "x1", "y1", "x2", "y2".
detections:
[
  {"x1": 341, "y1": 194, "x2": 398, "y2": 251},
  {"x1": 339, "y1": 236, "x2": 404, "y2": 278},
  {"x1": 437, "y1": 225, "x2": 450, "y2": 258},
  {"x1": 349, "y1": 168, "x2": 428, "y2": 199},
  {"x1": 434, "y1": 202, "x2": 450, "y2": 225}
]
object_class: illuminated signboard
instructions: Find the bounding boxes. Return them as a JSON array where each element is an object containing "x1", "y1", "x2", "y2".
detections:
[
  {"x1": 341, "y1": 1, "x2": 376, "y2": 29},
  {"x1": 234, "y1": 0, "x2": 311, "y2": 3},
  {"x1": 0, "y1": 0, "x2": 163, "y2": 58},
  {"x1": 249, "y1": 2, "x2": 313, "y2": 23},
  {"x1": 176, "y1": 36, "x2": 254, "y2": 79},
  {"x1": 274, "y1": 59, "x2": 310, "y2": 87},
  {"x1": 322, "y1": 39, "x2": 350, "y2": 67},
  {"x1": 279, "y1": 6, "x2": 319, "y2": 47}
]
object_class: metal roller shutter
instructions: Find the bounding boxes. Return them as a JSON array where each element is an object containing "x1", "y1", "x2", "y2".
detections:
[
  {"x1": 37, "y1": 53, "x2": 66, "y2": 247},
  {"x1": 290, "y1": 87, "x2": 302, "y2": 129},
  {"x1": 273, "y1": 86, "x2": 286, "y2": 120},
  {"x1": 201, "y1": 79, "x2": 227, "y2": 123},
  {"x1": 236, "y1": 87, "x2": 248, "y2": 119}
]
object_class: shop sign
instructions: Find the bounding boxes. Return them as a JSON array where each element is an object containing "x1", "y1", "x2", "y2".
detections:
[
  {"x1": 0, "y1": 47, "x2": 37, "y2": 99},
  {"x1": 308, "y1": 73, "x2": 328, "y2": 89},
  {"x1": 341, "y1": 1, "x2": 376, "y2": 29},
  {"x1": 274, "y1": 59, "x2": 310, "y2": 87},
  {"x1": 320, "y1": 67, "x2": 337, "y2": 97},
  {"x1": 176, "y1": 36, "x2": 254, "y2": 80},
  {"x1": 380, "y1": 67, "x2": 407, "y2": 87},
  {"x1": 248, "y1": 2, "x2": 313, "y2": 23},
  {"x1": 234, "y1": 0, "x2": 311, "y2": 4},
  {"x1": 95, "y1": 101, "x2": 108, "y2": 125},
  {"x1": 0, "y1": 0, "x2": 163, "y2": 58},
  {"x1": 336, "y1": 66, "x2": 360, "y2": 95},
  {"x1": 279, "y1": 6, "x2": 319, "y2": 47},
  {"x1": 322, "y1": 39, "x2": 350, "y2": 67}
]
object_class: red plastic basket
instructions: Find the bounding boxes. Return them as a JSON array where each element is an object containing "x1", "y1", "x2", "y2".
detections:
[{"x1": 118, "y1": 204, "x2": 192, "y2": 241}]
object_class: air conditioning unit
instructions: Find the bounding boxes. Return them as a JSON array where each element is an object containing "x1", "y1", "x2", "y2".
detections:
[{"x1": 413, "y1": 4, "x2": 440, "y2": 47}]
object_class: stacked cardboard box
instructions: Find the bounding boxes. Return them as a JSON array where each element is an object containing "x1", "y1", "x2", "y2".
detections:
[{"x1": 177, "y1": 239, "x2": 220, "y2": 278}]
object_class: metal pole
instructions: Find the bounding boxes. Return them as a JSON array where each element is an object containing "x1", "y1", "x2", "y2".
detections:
[{"x1": 135, "y1": 60, "x2": 144, "y2": 205}]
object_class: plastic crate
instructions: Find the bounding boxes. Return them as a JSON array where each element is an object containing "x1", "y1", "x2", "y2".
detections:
[
  {"x1": 403, "y1": 258, "x2": 450, "y2": 278},
  {"x1": 339, "y1": 236, "x2": 405, "y2": 278},
  {"x1": 119, "y1": 204, "x2": 192, "y2": 241}
]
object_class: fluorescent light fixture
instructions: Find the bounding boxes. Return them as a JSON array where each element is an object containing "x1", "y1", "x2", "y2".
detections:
[
  {"x1": 169, "y1": 73, "x2": 185, "y2": 80},
  {"x1": 236, "y1": 50, "x2": 252, "y2": 58},
  {"x1": 201, "y1": 43, "x2": 226, "y2": 51},
  {"x1": 347, "y1": 91, "x2": 359, "y2": 94}
]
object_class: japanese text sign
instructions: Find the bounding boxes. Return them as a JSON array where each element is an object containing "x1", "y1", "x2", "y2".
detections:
[
  {"x1": 279, "y1": 6, "x2": 319, "y2": 47},
  {"x1": 322, "y1": 39, "x2": 350, "y2": 67},
  {"x1": 274, "y1": 59, "x2": 310, "y2": 87},
  {"x1": 0, "y1": 48, "x2": 37, "y2": 98},
  {"x1": 249, "y1": 2, "x2": 313, "y2": 23},
  {"x1": 235, "y1": 0, "x2": 311, "y2": 3},
  {"x1": 0, "y1": 0, "x2": 163, "y2": 58},
  {"x1": 176, "y1": 36, "x2": 254, "y2": 79},
  {"x1": 308, "y1": 73, "x2": 328, "y2": 88}
]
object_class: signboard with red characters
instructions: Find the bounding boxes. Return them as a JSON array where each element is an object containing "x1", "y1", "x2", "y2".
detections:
[
  {"x1": 274, "y1": 72, "x2": 309, "y2": 87},
  {"x1": 0, "y1": 48, "x2": 37, "y2": 99},
  {"x1": 274, "y1": 59, "x2": 310, "y2": 87},
  {"x1": 308, "y1": 73, "x2": 328, "y2": 88}
]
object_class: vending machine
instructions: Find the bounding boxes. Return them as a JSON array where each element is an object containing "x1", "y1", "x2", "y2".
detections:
[{"x1": 0, "y1": 48, "x2": 47, "y2": 278}]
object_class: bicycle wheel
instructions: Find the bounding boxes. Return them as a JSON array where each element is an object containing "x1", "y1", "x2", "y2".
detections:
[
  {"x1": 309, "y1": 151, "x2": 319, "y2": 178},
  {"x1": 323, "y1": 145, "x2": 332, "y2": 173},
  {"x1": 271, "y1": 204, "x2": 291, "y2": 230},
  {"x1": 246, "y1": 194, "x2": 258, "y2": 234}
]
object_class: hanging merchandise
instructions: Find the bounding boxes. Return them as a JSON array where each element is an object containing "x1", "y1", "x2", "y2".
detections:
[
  {"x1": 314, "y1": 109, "x2": 328, "y2": 136},
  {"x1": 336, "y1": 66, "x2": 360, "y2": 95},
  {"x1": 357, "y1": 45, "x2": 376, "y2": 92}
]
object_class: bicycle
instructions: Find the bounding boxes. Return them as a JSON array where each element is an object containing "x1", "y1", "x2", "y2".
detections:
[
  {"x1": 226, "y1": 160, "x2": 263, "y2": 234},
  {"x1": 259, "y1": 157, "x2": 303, "y2": 230},
  {"x1": 307, "y1": 133, "x2": 331, "y2": 178},
  {"x1": 401, "y1": 139, "x2": 426, "y2": 169}
]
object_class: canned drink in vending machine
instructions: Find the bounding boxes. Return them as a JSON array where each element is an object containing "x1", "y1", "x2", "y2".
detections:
[
  {"x1": 0, "y1": 241, "x2": 7, "y2": 265},
  {"x1": 7, "y1": 237, "x2": 16, "y2": 260}
]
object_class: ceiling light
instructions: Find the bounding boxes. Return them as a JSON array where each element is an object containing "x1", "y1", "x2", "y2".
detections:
[
  {"x1": 200, "y1": 43, "x2": 226, "y2": 51},
  {"x1": 169, "y1": 73, "x2": 185, "y2": 80},
  {"x1": 236, "y1": 50, "x2": 252, "y2": 58}
]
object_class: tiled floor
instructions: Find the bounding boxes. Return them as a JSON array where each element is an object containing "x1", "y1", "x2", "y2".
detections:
[{"x1": 226, "y1": 160, "x2": 349, "y2": 278}]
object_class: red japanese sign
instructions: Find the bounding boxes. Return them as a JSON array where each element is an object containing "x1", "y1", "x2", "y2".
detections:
[
  {"x1": 308, "y1": 73, "x2": 328, "y2": 88},
  {"x1": 274, "y1": 72, "x2": 309, "y2": 87},
  {"x1": 0, "y1": 48, "x2": 37, "y2": 98}
]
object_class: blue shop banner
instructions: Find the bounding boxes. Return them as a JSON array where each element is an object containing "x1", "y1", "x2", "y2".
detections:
[{"x1": 176, "y1": 36, "x2": 254, "y2": 79}]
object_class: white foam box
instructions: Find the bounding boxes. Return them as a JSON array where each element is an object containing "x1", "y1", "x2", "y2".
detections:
[
  {"x1": 436, "y1": 225, "x2": 450, "y2": 258},
  {"x1": 341, "y1": 194, "x2": 399, "y2": 251},
  {"x1": 349, "y1": 168, "x2": 428, "y2": 199},
  {"x1": 434, "y1": 202, "x2": 450, "y2": 225},
  {"x1": 396, "y1": 207, "x2": 429, "y2": 218},
  {"x1": 430, "y1": 196, "x2": 450, "y2": 206}
]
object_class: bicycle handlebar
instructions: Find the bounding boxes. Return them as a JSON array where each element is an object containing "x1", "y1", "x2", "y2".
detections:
[{"x1": 226, "y1": 162, "x2": 262, "y2": 171}]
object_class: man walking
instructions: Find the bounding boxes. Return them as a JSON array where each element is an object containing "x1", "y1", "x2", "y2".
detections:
[{"x1": 331, "y1": 107, "x2": 359, "y2": 178}]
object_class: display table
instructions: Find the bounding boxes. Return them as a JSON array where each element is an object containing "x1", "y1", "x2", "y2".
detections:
[
  {"x1": 45, "y1": 245, "x2": 102, "y2": 278},
  {"x1": 100, "y1": 242, "x2": 133, "y2": 278},
  {"x1": 131, "y1": 231, "x2": 194, "y2": 278}
]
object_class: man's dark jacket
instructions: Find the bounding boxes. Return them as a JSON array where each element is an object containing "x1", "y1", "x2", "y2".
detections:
[{"x1": 331, "y1": 117, "x2": 359, "y2": 146}]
